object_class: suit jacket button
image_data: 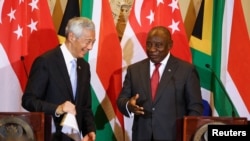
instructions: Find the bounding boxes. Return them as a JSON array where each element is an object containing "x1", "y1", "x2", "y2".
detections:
[{"x1": 152, "y1": 107, "x2": 155, "y2": 111}]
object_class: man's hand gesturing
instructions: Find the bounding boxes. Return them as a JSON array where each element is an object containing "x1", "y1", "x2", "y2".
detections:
[{"x1": 127, "y1": 94, "x2": 144, "y2": 115}]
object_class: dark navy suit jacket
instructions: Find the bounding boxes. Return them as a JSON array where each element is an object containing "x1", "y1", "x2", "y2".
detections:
[{"x1": 22, "y1": 46, "x2": 95, "y2": 141}]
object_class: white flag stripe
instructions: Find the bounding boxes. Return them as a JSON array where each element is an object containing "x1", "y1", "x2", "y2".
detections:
[
  {"x1": 121, "y1": 22, "x2": 147, "y2": 69},
  {"x1": 0, "y1": 44, "x2": 23, "y2": 112},
  {"x1": 201, "y1": 87, "x2": 211, "y2": 105},
  {"x1": 226, "y1": 73, "x2": 249, "y2": 119},
  {"x1": 221, "y1": 0, "x2": 249, "y2": 119},
  {"x1": 221, "y1": 0, "x2": 233, "y2": 83}
]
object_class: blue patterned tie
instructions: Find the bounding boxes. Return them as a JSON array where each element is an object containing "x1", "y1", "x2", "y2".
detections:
[{"x1": 70, "y1": 59, "x2": 77, "y2": 99}]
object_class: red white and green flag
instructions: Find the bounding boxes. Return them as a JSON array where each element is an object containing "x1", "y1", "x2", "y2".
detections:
[
  {"x1": 190, "y1": 0, "x2": 250, "y2": 119},
  {"x1": 214, "y1": 0, "x2": 250, "y2": 118},
  {"x1": 81, "y1": 0, "x2": 124, "y2": 140},
  {"x1": 0, "y1": 0, "x2": 58, "y2": 111}
]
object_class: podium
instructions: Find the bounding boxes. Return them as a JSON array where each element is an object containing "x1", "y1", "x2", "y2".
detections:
[
  {"x1": 0, "y1": 112, "x2": 51, "y2": 141},
  {"x1": 176, "y1": 116, "x2": 248, "y2": 141}
]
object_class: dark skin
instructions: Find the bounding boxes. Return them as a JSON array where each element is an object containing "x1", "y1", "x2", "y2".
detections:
[{"x1": 127, "y1": 26, "x2": 173, "y2": 115}]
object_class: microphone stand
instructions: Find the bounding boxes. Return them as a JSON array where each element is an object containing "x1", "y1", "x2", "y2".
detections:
[{"x1": 205, "y1": 64, "x2": 235, "y2": 117}]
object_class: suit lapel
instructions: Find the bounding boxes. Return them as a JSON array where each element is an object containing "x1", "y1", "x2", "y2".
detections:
[
  {"x1": 54, "y1": 47, "x2": 75, "y2": 101},
  {"x1": 139, "y1": 59, "x2": 152, "y2": 102},
  {"x1": 74, "y1": 58, "x2": 85, "y2": 104}
]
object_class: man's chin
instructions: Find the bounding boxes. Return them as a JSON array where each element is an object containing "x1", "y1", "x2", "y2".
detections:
[{"x1": 149, "y1": 57, "x2": 161, "y2": 63}]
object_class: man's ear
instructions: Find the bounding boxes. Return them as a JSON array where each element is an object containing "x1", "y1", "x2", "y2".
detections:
[{"x1": 69, "y1": 32, "x2": 76, "y2": 41}]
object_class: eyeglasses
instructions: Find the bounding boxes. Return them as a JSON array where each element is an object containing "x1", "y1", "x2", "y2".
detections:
[{"x1": 146, "y1": 41, "x2": 165, "y2": 50}]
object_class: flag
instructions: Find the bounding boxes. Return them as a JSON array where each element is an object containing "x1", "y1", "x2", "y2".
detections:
[
  {"x1": 189, "y1": 0, "x2": 213, "y2": 116},
  {"x1": 121, "y1": 0, "x2": 192, "y2": 140},
  {"x1": 0, "y1": 0, "x2": 58, "y2": 111},
  {"x1": 51, "y1": 0, "x2": 64, "y2": 32},
  {"x1": 183, "y1": 0, "x2": 202, "y2": 40},
  {"x1": 190, "y1": 0, "x2": 250, "y2": 119},
  {"x1": 55, "y1": 0, "x2": 80, "y2": 44},
  {"x1": 123, "y1": 0, "x2": 191, "y2": 63},
  {"x1": 213, "y1": 0, "x2": 250, "y2": 118},
  {"x1": 58, "y1": 0, "x2": 80, "y2": 36},
  {"x1": 81, "y1": 0, "x2": 124, "y2": 140}
]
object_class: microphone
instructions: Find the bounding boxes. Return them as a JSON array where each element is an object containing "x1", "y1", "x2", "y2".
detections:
[
  {"x1": 20, "y1": 56, "x2": 29, "y2": 78},
  {"x1": 205, "y1": 64, "x2": 235, "y2": 117}
]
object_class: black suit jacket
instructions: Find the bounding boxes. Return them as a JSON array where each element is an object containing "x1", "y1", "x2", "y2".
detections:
[
  {"x1": 117, "y1": 55, "x2": 203, "y2": 141},
  {"x1": 22, "y1": 46, "x2": 95, "y2": 140}
]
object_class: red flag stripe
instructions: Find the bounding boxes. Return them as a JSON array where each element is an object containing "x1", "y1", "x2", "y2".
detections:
[
  {"x1": 228, "y1": 0, "x2": 250, "y2": 112},
  {"x1": 96, "y1": 0, "x2": 124, "y2": 133}
]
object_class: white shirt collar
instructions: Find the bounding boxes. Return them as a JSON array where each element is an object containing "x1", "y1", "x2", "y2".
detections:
[
  {"x1": 150, "y1": 52, "x2": 170, "y2": 67},
  {"x1": 60, "y1": 43, "x2": 76, "y2": 74},
  {"x1": 150, "y1": 53, "x2": 170, "y2": 77},
  {"x1": 60, "y1": 43, "x2": 76, "y2": 64}
]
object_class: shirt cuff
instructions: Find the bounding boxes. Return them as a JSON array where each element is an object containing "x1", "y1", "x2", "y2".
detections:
[
  {"x1": 126, "y1": 101, "x2": 134, "y2": 118},
  {"x1": 55, "y1": 111, "x2": 60, "y2": 117}
]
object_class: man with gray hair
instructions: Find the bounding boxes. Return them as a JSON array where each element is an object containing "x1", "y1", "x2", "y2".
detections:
[{"x1": 22, "y1": 17, "x2": 96, "y2": 141}]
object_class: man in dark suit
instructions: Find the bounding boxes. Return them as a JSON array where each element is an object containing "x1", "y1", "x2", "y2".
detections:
[
  {"x1": 22, "y1": 17, "x2": 96, "y2": 141},
  {"x1": 116, "y1": 26, "x2": 204, "y2": 141}
]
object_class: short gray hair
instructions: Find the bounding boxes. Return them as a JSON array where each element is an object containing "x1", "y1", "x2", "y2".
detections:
[{"x1": 65, "y1": 17, "x2": 95, "y2": 39}]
